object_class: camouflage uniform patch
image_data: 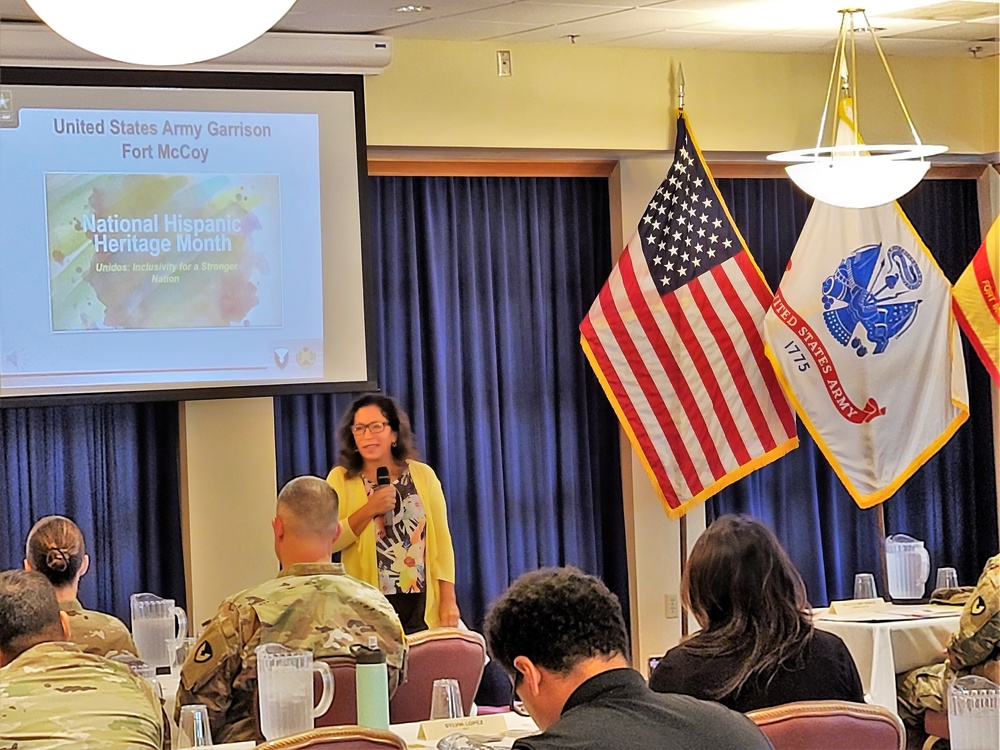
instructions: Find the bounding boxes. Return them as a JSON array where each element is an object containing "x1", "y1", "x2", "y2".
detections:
[
  {"x1": 174, "y1": 562, "x2": 407, "y2": 745},
  {"x1": 0, "y1": 641, "x2": 164, "y2": 749},
  {"x1": 929, "y1": 587, "x2": 974, "y2": 607},
  {"x1": 897, "y1": 554, "x2": 1000, "y2": 725},
  {"x1": 59, "y1": 598, "x2": 139, "y2": 658}
]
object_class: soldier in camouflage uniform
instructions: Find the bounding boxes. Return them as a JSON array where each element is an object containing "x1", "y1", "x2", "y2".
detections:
[
  {"x1": 24, "y1": 514, "x2": 139, "y2": 658},
  {"x1": 0, "y1": 569, "x2": 164, "y2": 750},
  {"x1": 897, "y1": 553, "x2": 1000, "y2": 726},
  {"x1": 175, "y1": 476, "x2": 407, "y2": 744},
  {"x1": 57, "y1": 598, "x2": 138, "y2": 657}
]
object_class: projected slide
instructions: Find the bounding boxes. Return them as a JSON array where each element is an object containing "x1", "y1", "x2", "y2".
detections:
[
  {"x1": 47, "y1": 173, "x2": 283, "y2": 330},
  {"x1": 0, "y1": 95, "x2": 345, "y2": 396}
]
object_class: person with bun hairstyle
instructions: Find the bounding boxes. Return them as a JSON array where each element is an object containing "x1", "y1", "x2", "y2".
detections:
[
  {"x1": 649, "y1": 514, "x2": 864, "y2": 712},
  {"x1": 327, "y1": 393, "x2": 460, "y2": 633},
  {"x1": 24, "y1": 515, "x2": 138, "y2": 658}
]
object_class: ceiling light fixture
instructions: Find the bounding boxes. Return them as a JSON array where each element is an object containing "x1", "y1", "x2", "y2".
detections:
[
  {"x1": 393, "y1": 5, "x2": 431, "y2": 12},
  {"x1": 767, "y1": 8, "x2": 946, "y2": 209},
  {"x1": 24, "y1": 0, "x2": 297, "y2": 67}
]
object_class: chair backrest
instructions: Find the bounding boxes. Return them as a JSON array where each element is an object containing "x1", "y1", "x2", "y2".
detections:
[
  {"x1": 389, "y1": 627, "x2": 487, "y2": 723},
  {"x1": 314, "y1": 657, "x2": 358, "y2": 727},
  {"x1": 746, "y1": 700, "x2": 906, "y2": 750},
  {"x1": 257, "y1": 725, "x2": 407, "y2": 750}
]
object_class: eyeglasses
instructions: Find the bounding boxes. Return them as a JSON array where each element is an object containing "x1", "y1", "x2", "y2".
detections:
[
  {"x1": 351, "y1": 421, "x2": 389, "y2": 436},
  {"x1": 508, "y1": 673, "x2": 530, "y2": 717}
]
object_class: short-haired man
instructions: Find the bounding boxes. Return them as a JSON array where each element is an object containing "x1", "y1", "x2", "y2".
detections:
[
  {"x1": 0, "y1": 569, "x2": 164, "y2": 749},
  {"x1": 176, "y1": 476, "x2": 407, "y2": 744},
  {"x1": 485, "y1": 567, "x2": 772, "y2": 750}
]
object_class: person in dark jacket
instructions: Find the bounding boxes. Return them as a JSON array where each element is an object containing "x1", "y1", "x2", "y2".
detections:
[
  {"x1": 650, "y1": 514, "x2": 864, "y2": 712},
  {"x1": 484, "y1": 566, "x2": 771, "y2": 750}
]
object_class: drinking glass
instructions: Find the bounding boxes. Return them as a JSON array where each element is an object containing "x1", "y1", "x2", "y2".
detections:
[
  {"x1": 172, "y1": 636, "x2": 197, "y2": 674},
  {"x1": 177, "y1": 704, "x2": 213, "y2": 747},
  {"x1": 430, "y1": 678, "x2": 464, "y2": 720},
  {"x1": 936, "y1": 567, "x2": 959, "y2": 591},
  {"x1": 853, "y1": 572, "x2": 878, "y2": 599}
]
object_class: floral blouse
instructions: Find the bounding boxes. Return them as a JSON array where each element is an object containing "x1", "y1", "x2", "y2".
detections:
[{"x1": 363, "y1": 471, "x2": 427, "y2": 595}]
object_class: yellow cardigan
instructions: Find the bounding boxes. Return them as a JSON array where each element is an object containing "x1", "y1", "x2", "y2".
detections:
[{"x1": 327, "y1": 460, "x2": 456, "y2": 629}]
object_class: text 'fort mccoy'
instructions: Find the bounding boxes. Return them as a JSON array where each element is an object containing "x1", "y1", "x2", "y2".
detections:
[{"x1": 53, "y1": 117, "x2": 274, "y2": 164}]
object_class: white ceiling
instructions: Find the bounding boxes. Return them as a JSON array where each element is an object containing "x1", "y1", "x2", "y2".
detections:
[{"x1": 1, "y1": 0, "x2": 997, "y2": 58}]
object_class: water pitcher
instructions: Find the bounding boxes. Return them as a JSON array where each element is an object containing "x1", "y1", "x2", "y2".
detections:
[
  {"x1": 256, "y1": 643, "x2": 334, "y2": 741},
  {"x1": 885, "y1": 534, "x2": 930, "y2": 600},
  {"x1": 130, "y1": 592, "x2": 187, "y2": 668}
]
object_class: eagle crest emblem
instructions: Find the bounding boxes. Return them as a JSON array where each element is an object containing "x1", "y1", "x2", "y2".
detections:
[{"x1": 821, "y1": 243, "x2": 923, "y2": 357}]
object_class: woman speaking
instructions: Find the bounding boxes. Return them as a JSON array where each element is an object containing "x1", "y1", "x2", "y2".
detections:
[{"x1": 327, "y1": 394, "x2": 460, "y2": 634}]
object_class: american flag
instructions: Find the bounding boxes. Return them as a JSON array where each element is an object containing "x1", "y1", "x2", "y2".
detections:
[{"x1": 580, "y1": 113, "x2": 798, "y2": 518}]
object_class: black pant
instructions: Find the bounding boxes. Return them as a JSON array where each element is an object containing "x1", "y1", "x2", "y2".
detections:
[{"x1": 386, "y1": 591, "x2": 427, "y2": 635}]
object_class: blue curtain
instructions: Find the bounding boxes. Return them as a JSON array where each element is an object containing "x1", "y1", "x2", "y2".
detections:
[
  {"x1": 709, "y1": 178, "x2": 997, "y2": 605},
  {"x1": 274, "y1": 176, "x2": 627, "y2": 630},
  {"x1": 1, "y1": 401, "x2": 185, "y2": 623}
]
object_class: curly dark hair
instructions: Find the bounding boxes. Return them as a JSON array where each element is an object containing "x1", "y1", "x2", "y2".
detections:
[
  {"x1": 484, "y1": 567, "x2": 628, "y2": 677},
  {"x1": 337, "y1": 393, "x2": 419, "y2": 477},
  {"x1": 0, "y1": 570, "x2": 64, "y2": 662},
  {"x1": 681, "y1": 514, "x2": 813, "y2": 700},
  {"x1": 26, "y1": 515, "x2": 85, "y2": 588}
]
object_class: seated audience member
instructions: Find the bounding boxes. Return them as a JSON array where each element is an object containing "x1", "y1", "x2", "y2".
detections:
[
  {"x1": 649, "y1": 514, "x2": 864, "y2": 711},
  {"x1": 175, "y1": 475, "x2": 407, "y2": 744},
  {"x1": 897, "y1": 553, "x2": 999, "y2": 733},
  {"x1": 0, "y1": 569, "x2": 164, "y2": 750},
  {"x1": 24, "y1": 514, "x2": 138, "y2": 658},
  {"x1": 484, "y1": 566, "x2": 772, "y2": 750}
]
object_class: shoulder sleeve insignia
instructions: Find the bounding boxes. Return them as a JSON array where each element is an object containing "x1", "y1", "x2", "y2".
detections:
[
  {"x1": 970, "y1": 596, "x2": 987, "y2": 616},
  {"x1": 180, "y1": 621, "x2": 232, "y2": 693},
  {"x1": 194, "y1": 641, "x2": 214, "y2": 663}
]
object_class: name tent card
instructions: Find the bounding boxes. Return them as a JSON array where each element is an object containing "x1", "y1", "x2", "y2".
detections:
[
  {"x1": 827, "y1": 597, "x2": 886, "y2": 614},
  {"x1": 417, "y1": 713, "x2": 509, "y2": 742}
]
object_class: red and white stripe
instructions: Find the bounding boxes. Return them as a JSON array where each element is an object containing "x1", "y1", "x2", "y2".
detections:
[{"x1": 582, "y1": 233, "x2": 796, "y2": 513}]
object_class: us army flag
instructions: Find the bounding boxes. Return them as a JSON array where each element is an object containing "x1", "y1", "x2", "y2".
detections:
[{"x1": 763, "y1": 201, "x2": 969, "y2": 507}]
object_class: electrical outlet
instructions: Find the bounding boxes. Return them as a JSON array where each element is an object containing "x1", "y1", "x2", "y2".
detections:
[
  {"x1": 665, "y1": 593, "x2": 679, "y2": 619},
  {"x1": 497, "y1": 50, "x2": 512, "y2": 77}
]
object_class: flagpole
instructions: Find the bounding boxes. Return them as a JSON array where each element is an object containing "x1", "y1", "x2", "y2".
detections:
[
  {"x1": 679, "y1": 514, "x2": 689, "y2": 636},
  {"x1": 678, "y1": 63, "x2": 685, "y2": 112},
  {"x1": 677, "y1": 62, "x2": 689, "y2": 639},
  {"x1": 875, "y1": 503, "x2": 889, "y2": 600}
]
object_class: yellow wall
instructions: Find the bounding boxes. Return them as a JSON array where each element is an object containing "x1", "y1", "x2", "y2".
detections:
[
  {"x1": 179, "y1": 398, "x2": 278, "y2": 629},
  {"x1": 366, "y1": 40, "x2": 998, "y2": 155}
]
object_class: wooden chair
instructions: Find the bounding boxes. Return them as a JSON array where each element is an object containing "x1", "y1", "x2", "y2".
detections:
[
  {"x1": 921, "y1": 710, "x2": 949, "y2": 750},
  {"x1": 746, "y1": 700, "x2": 906, "y2": 750},
  {"x1": 389, "y1": 627, "x2": 487, "y2": 723},
  {"x1": 257, "y1": 726, "x2": 407, "y2": 750}
]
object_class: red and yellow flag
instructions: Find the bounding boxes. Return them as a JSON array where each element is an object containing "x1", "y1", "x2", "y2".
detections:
[{"x1": 953, "y1": 216, "x2": 1000, "y2": 384}]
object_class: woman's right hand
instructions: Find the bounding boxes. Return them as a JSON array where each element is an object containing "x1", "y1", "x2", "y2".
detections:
[{"x1": 366, "y1": 484, "x2": 396, "y2": 517}]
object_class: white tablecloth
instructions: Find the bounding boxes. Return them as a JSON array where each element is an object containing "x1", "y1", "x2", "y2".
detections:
[{"x1": 815, "y1": 610, "x2": 960, "y2": 715}]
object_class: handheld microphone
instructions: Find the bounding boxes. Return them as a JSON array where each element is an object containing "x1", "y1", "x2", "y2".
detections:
[{"x1": 376, "y1": 466, "x2": 393, "y2": 525}]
